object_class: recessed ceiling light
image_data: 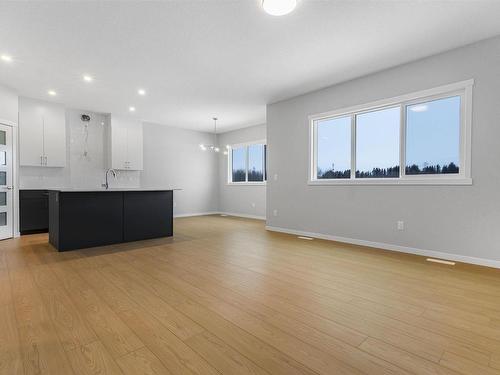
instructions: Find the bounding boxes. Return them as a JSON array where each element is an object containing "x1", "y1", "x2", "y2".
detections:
[
  {"x1": 138, "y1": 89, "x2": 146, "y2": 96},
  {"x1": 262, "y1": 0, "x2": 297, "y2": 16},
  {"x1": 83, "y1": 75, "x2": 93, "y2": 82},
  {"x1": 1, "y1": 54, "x2": 13, "y2": 63},
  {"x1": 47, "y1": 90, "x2": 57, "y2": 96},
  {"x1": 129, "y1": 106, "x2": 136, "y2": 112}
]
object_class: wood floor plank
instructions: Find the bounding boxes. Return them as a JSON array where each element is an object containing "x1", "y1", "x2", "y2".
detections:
[
  {"x1": 109, "y1": 257, "x2": 363, "y2": 375},
  {"x1": 9, "y1": 268, "x2": 75, "y2": 375},
  {"x1": 185, "y1": 330, "x2": 271, "y2": 375},
  {"x1": 2, "y1": 216, "x2": 500, "y2": 375},
  {"x1": 0, "y1": 269, "x2": 12, "y2": 307},
  {"x1": 80, "y1": 260, "x2": 317, "y2": 375},
  {"x1": 30, "y1": 264, "x2": 97, "y2": 351},
  {"x1": 440, "y1": 351, "x2": 500, "y2": 375},
  {"x1": 360, "y1": 337, "x2": 461, "y2": 375},
  {"x1": 115, "y1": 347, "x2": 173, "y2": 375},
  {"x1": 123, "y1": 253, "x2": 411, "y2": 375},
  {"x1": 155, "y1": 242, "x2": 497, "y2": 363},
  {"x1": 491, "y1": 353, "x2": 500, "y2": 370},
  {"x1": 66, "y1": 340, "x2": 124, "y2": 375},
  {"x1": 0, "y1": 304, "x2": 23, "y2": 375},
  {"x1": 49, "y1": 261, "x2": 145, "y2": 358}
]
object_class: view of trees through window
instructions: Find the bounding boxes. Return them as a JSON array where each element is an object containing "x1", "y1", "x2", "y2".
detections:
[
  {"x1": 230, "y1": 143, "x2": 267, "y2": 183},
  {"x1": 315, "y1": 93, "x2": 462, "y2": 180},
  {"x1": 406, "y1": 96, "x2": 460, "y2": 175},
  {"x1": 232, "y1": 146, "x2": 246, "y2": 182},
  {"x1": 317, "y1": 116, "x2": 351, "y2": 179},
  {"x1": 355, "y1": 106, "x2": 400, "y2": 178}
]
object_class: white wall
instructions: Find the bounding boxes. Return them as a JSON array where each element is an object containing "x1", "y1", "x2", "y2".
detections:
[
  {"x1": 267, "y1": 35, "x2": 500, "y2": 267},
  {"x1": 141, "y1": 122, "x2": 218, "y2": 217},
  {"x1": 0, "y1": 84, "x2": 18, "y2": 125},
  {"x1": 217, "y1": 124, "x2": 266, "y2": 219},
  {"x1": 19, "y1": 107, "x2": 140, "y2": 189}
]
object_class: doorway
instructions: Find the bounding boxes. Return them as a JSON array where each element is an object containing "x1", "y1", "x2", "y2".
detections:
[{"x1": 0, "y1": 124, "x2": 13, "y2": 239}]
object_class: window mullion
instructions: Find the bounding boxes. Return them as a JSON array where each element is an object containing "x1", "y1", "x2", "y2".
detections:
[
  {"x1": 351, "y1": 114, "x2": 356, "y2": 179},
  {"x1": 245, "y1": 146, "x2": 249, "y2": 182},
  {"x1": 400, "y1": 104, "x2": 405, "y2": 179}
]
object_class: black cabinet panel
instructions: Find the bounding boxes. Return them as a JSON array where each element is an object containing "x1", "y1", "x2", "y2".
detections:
[
  {"x1": 49, "y1": 190, "x2": 173, "y2": 251},
  {"x1": 123, "y1": 191, "x2": 173, "y2": 242},
  {"x1": 20, "y1": 190, "x2": 49, "y2": 234}
]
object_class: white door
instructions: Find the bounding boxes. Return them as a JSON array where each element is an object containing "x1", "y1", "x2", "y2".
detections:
[{"x1": 0, "y1": 124, "x2": 13, "y2": 240}]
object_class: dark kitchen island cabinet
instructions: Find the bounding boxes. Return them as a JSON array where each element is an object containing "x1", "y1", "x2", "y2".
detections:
[{"x1": 48, "y1": 189, "x2": 173, "y2": 251}]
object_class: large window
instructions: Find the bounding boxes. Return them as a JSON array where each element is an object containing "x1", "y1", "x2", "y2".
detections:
[
  {"x1": 310, "y1": 80, "x2": 472, "y2": 185},
  {"x1": 228, "y1": 142, "x2": 267, "y2": 184}
]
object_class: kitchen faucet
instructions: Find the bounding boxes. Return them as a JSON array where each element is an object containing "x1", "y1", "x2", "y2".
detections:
[{"x1": 102, "y1": 169, "x2": 117, "y2": 190}]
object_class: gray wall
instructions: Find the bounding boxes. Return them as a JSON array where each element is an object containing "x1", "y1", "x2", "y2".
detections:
[
  {"x1": 141, "y1": 122, "x2": 219, "y2": 217},
  {"x1": 217, "y1": 124, "x2": 266, "y2": 218},
  {"x1": 267, "y1": 36, "x2": 500, "y2": 264}
]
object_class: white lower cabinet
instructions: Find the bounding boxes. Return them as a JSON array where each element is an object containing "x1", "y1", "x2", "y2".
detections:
[
  {"x1": 19, "y1": 97, "x2": 66, "y2": 167},
  {"x1": 109, "y1": 115, "x2": 143, "y2": 171}
]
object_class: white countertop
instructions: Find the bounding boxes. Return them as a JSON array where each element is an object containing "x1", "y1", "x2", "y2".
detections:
[{"x1": 21, "y1": 187, "x2": 182, "y2": 192}]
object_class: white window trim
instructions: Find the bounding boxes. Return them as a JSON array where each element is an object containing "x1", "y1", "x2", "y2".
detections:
[
  {"x1": 308, "y1": 79, "x2": 473, "y2": 186},
  {"x1": 227, "y1": 139, "x2": 267, "y2": 185}
]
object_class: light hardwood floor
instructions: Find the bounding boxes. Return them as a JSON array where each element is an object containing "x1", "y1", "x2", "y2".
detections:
[{"x1": 1, "y1": 215, "x2": 499, "y2": 375}]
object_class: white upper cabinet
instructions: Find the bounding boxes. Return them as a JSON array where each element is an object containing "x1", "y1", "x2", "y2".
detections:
[
  {"x1": 109, "y1": 115, "x2": 143, "y2": 171},
  {"x1": 19, "y1": 97, "x2": 66, "y2": 167}
]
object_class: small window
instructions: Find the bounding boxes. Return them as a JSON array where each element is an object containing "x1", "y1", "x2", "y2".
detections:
[
  {"x1": 316, "y1": 116, "x2": 351, "y2": 179},
  {"x1": 228, "y1": 142, "x2": 267, "y2": 184},
  {"x1": 405, "y1": 96, "x2": 460, "y2": 175},
  {"x1": 356, "y1": 107, "x2": 400, "y2": 178}
]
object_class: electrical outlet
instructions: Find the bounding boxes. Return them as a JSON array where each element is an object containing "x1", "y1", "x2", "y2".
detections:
[
  {"x1": 273, "y1": 209, "x2": 278, "y2": 217},
  {"x1": 397, "y1": 220, "x2": 404, "y2": 231}
]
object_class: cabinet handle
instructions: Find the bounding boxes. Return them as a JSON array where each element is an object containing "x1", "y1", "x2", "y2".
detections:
[
  {"x1": 40, "y1": 156, "x2": 43, "y2": 165},
  {"x1": 44, "y1": 156, "x2": 47, "y2": 166}
]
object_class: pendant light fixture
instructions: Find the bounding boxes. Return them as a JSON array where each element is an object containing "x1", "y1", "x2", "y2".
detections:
[
  {"x1": 199, "y1": 117, "x2": 220, "y2": 152},
  {"x1": 262, "y1": 0, "x2": 297, "y2": 16}
]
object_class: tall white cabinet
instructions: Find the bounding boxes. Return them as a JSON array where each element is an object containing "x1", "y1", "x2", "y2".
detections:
[
  {"x1": 108, "y1": 115, "x2": 143, "y2": 170},
  {"x1": 19, "y1": 97, "x2": 66, "y2": 167}
]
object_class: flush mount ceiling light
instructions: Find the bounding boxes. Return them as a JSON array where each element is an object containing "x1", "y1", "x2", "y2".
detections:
[
  {"x1": 129, "y1": 106, "x2": 136, "y2": 112},
  {"x1": 0, "y1": 54, "x2": 13, "y2": 63},
  {"x1": 83, "y1": 75, "x2": 93, "y2": 82},
  {"x1": 47, "y1": 90, "x2": 57, "y2": 96},
  {"x1": 199, "y1": 117, "x2": 220, "y2": 153},
  {"x1": 138, "y1": 89, "x2": 146, "y2": 96},
  {"x1": 262, "y1": 0, "x2": 297, "y2": 16}
]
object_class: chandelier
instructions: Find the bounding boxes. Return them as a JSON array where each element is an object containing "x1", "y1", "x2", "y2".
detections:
[{"x1": 199, "y1": 117, "x2": 220, "y2": 152}]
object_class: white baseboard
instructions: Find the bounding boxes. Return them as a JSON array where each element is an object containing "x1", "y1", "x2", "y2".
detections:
[
  {"x1": 218, "y1": 212, "x2": 266, "y2": 220},
  {"x1": 174, "y1": 211, "x2": 218, "y2": 218},
  {"x1": 265, "y1": 225, "x2": 500, "y2": 269}
]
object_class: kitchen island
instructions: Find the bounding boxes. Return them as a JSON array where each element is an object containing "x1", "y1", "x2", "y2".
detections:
[{"x1": 48, "y1": 189, "x2": 174, "y2": 251}]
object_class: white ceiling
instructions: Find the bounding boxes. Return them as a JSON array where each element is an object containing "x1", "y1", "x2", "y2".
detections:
[{"x1": 1, "y1": 1, "x2": 499, "y2": 132}]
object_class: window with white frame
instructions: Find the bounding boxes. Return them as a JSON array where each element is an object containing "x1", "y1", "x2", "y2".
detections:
[
  {"x1": 310, "y1": 80, "x2": 472, "y2": 185},
  {"x1": 228, "y1": 142, "x2": 267, "y2": 183}
]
